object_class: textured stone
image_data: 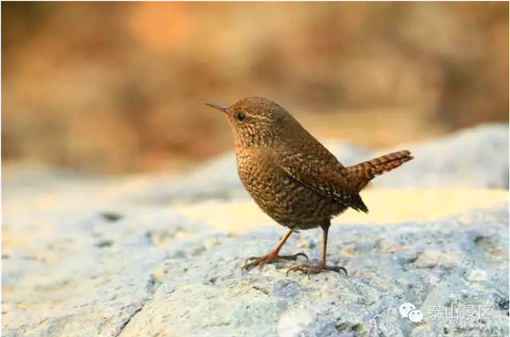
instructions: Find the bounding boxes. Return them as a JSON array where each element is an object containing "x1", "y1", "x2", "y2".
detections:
[
  {"x1": 2, "y1": 125, "x2": 509, "y2": 337},
  {"x1": 3, "y1": 200, "x2": 508, "y2": 336},
  {"x1": 372, "y1": 124, "x2": 509, "y2": 189},
  {"x1": 414, "y1": 249, "x2": 455, "y2": 269}
]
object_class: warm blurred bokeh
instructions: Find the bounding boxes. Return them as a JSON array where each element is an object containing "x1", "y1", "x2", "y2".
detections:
[{"x1": 2, "y1": 2, "x2": 508, "y2": 174}]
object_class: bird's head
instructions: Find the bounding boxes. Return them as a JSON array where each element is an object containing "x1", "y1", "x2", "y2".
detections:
[{"x1": 206, "y1": 97, "x2": 298, "y2": 148}]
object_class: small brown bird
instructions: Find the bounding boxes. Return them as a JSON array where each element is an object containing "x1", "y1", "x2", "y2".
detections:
[{"x1": 206, "y1": 97, "x2": 413, "y2": 276}]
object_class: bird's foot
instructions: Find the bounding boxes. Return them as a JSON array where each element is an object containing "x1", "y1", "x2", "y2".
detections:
[
  {"x1": 242, "y1": 252, "x2": 308, "y2": 272},
  {"x1": 286, "y1": 262, "x2": 348, "y2": 278}
]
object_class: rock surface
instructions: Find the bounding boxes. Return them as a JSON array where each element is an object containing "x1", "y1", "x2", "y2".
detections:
[{"x1": 2, "y1": 124, "x2": 509, "y2": 337}]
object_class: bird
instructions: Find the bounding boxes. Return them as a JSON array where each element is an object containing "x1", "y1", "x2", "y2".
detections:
[{"x1": 205, "y1": 97, "x2": 414, "y2": 276}]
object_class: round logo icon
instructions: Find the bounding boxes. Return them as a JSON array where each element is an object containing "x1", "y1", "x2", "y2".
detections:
[
  {"x1": 408, "y1": 309, "x2": 424, "y2": 322},
  {"x1": 399, "y1": 303, "x2": 416, "y2": 318}
]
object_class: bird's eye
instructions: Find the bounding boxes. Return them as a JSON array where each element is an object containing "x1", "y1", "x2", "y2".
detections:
[{"x1": 237, "y1": 114, "x2": 245, "y2": 121}]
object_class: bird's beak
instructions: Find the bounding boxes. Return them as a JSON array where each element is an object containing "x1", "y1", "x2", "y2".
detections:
[{"x1": 205, "y1": 102, "x2": 228, "y2": 113}]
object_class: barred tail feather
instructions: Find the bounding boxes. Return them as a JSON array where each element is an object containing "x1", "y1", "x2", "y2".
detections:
[{"x1": 348, "y1": 150, "x2": 414, "y2": 190}]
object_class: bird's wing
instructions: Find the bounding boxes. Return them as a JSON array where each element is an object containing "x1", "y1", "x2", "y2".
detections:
[{"x1": 268, "y1": 146, "x2": 369, "y2": 213}]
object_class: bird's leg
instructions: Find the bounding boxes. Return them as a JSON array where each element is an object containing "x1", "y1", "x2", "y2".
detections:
[
  {"x1": 286, "y1": 222, "x2": 347, "y2": 277},
  {"x1": 242, "y1": 229, "x2": 308, "y2": 272}
]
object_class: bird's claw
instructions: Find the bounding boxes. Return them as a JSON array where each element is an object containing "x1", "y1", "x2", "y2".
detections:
[
  {"x1": 286, "y1": 263, "x2": 348, "y2": 278},
  {"x1": 241, "y1": 252, "x2": 309, "y2": 272}
]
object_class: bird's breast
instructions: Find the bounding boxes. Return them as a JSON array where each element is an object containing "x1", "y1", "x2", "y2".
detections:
[{"x1": 235, "y1": 150, "x2": 346, "y2": 227}]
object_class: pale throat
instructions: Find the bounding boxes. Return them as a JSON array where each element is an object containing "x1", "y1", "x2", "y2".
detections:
[{"x1": 234, "y1": 129, "x2": 276, "y2": 148}]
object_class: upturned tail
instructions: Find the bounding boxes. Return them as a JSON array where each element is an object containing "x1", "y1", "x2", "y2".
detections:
[{"x1": 348, "y1": 150, "x2": 414, "y2": 191}]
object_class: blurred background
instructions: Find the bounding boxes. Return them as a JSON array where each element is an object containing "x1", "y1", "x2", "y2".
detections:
[{"x1": 2, "y1": 2, "x2": 508, "y2": 175}]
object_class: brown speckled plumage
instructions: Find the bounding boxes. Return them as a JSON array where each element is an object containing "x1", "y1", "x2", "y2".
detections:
[{"x1": 206, "y1": 97, "x2": 413, "y2": 276}]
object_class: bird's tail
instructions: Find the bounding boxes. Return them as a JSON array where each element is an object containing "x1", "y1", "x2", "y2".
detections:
[{"x1": 348, "y1": 150, "x2": 414, "y2": 190}]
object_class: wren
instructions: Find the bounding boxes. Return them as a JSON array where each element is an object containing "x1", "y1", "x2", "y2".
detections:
[{"x1": 206, "y1": 97, "x2": 413, "y2": 276}]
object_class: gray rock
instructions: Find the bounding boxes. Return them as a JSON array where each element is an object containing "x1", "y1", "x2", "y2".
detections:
[
  {"x1": 115, "y1": 205, "x2": 508, "y2": 337},
  {"x1": 271, "y1": 279, "x2": 303, "y2": 303},
  {"x1": 414, "y1": 249, "x2": 456, "y2": 269},
  {"x1": 5, "y1": 202, "x2": 506, "y2": 336},
  {"x1": 277, "y1": 308, "x2": 316, "y2": 337},
  {"x1": 371, "y1": 123, "x2": 509, "y2": 189},
  {"x1": 2, "y1": 125, "x2": 509, "y2": 337}
]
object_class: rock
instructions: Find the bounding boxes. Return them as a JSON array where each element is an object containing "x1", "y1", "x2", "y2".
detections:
[
  {"x1": 377, "y1": 237, "x2": 403, "y2": 253},
  {"x1": 277, "y1": 308, "x2": 315, "y2": 337},
  {"x1": 2, "y1": 126, "x2": 509, "y2": 337},
  {"x1": 3, "y1": 199, "x2": 508, "y2": 336},
  {"x1": 371, "y1": 123, "x2": 509, "y2": 189},
  {"x1": 414, "y1": 249, "x2": 455, "y2": 269},
  {"x1": 271, "y1": 279, "x2": 303, "y2": 303},
  {"x1": 463, "y1": 269, "x2": 488, "y2": 282}
]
